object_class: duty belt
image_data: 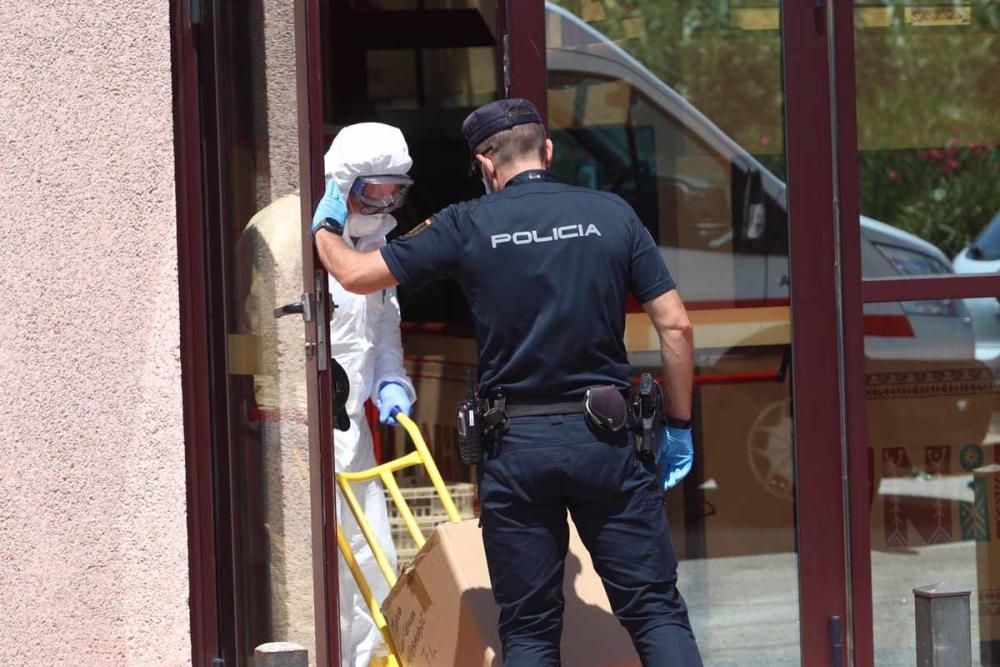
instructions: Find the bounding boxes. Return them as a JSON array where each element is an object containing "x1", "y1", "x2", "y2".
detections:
[
  {"x1": 455, "y1": 376, "x2": 664, "y2": 467},
  {"x1": 502, "y1": 401, "x2": 586, "y2": 418}
]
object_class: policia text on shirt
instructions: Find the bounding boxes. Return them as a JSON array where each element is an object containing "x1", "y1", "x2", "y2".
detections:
[{"x1": 313, "y1": 99, "x2": 703, "y2": 666}]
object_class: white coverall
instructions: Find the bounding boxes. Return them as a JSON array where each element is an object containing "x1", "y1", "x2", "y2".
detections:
[{"x1": 325, "y1": 124, "x2": 417, "y2": 667}]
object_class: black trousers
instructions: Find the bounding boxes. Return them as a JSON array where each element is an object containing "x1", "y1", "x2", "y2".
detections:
[{"x1": 478, "y1": 413, "x2": 703, "y2": 666}]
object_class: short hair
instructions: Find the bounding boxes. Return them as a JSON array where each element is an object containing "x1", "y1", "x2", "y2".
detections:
[{"x1": 474, "y1": 116, "x2": 547, "y2": 167}]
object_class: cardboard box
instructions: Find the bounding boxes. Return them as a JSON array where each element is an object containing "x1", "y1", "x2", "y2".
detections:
[{"x1": 382, "y1": 519, "x2": 639, "y2": 667}]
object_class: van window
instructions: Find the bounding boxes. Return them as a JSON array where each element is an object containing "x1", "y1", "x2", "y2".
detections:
[
  {"x1": 549, "y1": 72, "x2": 734, "y2": 253},
  {"x1": 548, "y1": 69, "x2": 790, "y2": 306}
]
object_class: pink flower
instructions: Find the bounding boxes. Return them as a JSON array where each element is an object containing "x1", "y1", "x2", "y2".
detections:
[
  {"x1": 948, "y1": 137, "x2": 962, "y2": 149},
  {"x1": 759, "y1": 135, "x2": 771, "y2": 147},
  {"x1": 923, "y1": 149, "x2": 944, "y2": 162},
  {"x1": 888, "y1": 170, "x2": 900, "y2": 182}
]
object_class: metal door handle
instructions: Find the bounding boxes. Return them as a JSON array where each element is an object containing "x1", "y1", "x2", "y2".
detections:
[
  {"x1": 274, "y1": 293, "x2": 314, "y2": 322},
  {"x1": 274, "y1": 302, "x2": 303, "y2": 318}
]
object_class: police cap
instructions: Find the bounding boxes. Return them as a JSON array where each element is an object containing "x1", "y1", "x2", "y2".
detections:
[{"x1": 461, "y1": 98, "x2": 544, "y2": 152}]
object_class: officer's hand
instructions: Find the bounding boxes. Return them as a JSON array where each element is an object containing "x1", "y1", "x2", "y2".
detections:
[
  {"x1": 378, "y1": 383, "x2": 412, "y2": 426},
  {"x1": 311, "y1": 179, "x2": 348, "y2": 236},
  {"x1": 657, "y1": 425, "x2": 693, "y2": 490}
]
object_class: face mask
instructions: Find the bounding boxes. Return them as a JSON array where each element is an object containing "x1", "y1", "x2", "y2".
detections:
[
  {"x1": 345, "y1": 213, "x2": 396, "y2": 238},
  {"x1": 476, "y1": 157, "x2": 495, "y2": 194}
]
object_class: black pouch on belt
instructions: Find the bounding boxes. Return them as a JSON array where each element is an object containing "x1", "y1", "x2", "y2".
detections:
[
  {"x1": 330, "y1": 357, "x2": 351, "y2": 432},
  {"x1": 583, "y1": 385, "x2": 628, "y2": 431}
]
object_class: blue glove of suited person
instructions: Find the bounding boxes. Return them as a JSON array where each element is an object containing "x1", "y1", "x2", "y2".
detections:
[
  {"x1": 311, "y1": 178, "x2": 348, "y2": 236},
  {"x1": 378, "y1": 383, "x2": 412, "y2": 426},
  {"x1": 657, "y1": 424, "x2": 694, "y2": 490}
]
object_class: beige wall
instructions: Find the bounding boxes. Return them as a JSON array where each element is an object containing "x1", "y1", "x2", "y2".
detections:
[
  {"x1": 252, "y1": 0, "x2": 300, "y2": 209},
  {"x1": 0, "y1": 2, "x2": 190, "y2": 666}
]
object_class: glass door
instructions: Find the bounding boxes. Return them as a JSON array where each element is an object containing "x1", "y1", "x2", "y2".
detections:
[
  {"x1": 187, "y1": 0, "x2": 506, "y2": 664},
  {"x1": 542, "y1": 3, "x2": 800, "y2": 662},
  {"x1": 188, "y1": 0, "x2": 339, "y2": 663},
  {"x1": 833, "y1": 0, "x2": 1000, "y2": 662},
  {"x1": 506, "y1": 1, "x2": 855, "y2": 663}
]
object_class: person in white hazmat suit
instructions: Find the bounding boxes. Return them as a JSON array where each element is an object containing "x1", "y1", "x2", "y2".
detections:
[{"x1": 322, "y1": 123, "x2": 418, "y2": 667}]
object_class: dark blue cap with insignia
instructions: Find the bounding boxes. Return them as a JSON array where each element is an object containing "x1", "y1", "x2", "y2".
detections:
[{"x1": 461, "y1": 98, "x2": 544, "y2": 152}]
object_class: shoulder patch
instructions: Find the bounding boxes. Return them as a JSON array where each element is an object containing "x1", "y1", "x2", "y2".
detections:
[{"x1": 401, "y1": 220, "x2": 433, "y2": 240}]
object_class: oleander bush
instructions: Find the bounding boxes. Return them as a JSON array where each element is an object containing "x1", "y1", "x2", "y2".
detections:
[{"x1": 860, "y1": 142, "x2": 1000, "y2": 258}]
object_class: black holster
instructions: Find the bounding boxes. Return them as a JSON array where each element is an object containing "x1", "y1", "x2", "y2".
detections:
[
  {"x1": 630, "y1": 373, "x2": 664, "y2": 460},
  {"x1": 457, "y1": 388, "x2": 509, "y2": 466}
]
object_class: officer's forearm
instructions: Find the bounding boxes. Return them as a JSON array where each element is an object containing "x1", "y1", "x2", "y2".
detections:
[
  {"x1": 659, "y1": 327, "x2": 694, "y2": 421},
  {"x1": 314, "y1": 229, "x2": 397, "y2": 294},
  {"x1": 642, "y1": 290, "x2": 694, "y2": 421}
]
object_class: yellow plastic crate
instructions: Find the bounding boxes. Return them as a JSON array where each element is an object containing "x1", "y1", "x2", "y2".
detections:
[{"x1": 388, "y1": 483, "x2": 476, "y2": 568}]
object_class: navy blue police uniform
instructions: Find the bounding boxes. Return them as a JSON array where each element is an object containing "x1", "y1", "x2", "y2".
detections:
[{"x1": 381, "y1": 104, "x2": 701, "y2": 667}]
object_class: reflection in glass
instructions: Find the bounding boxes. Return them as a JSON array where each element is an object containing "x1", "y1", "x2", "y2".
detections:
[
  {"x1": 547, "y1": 1, "x2": 799, "y2": 663},
  {"x1": 866, "y1": 300, "x2": 999, "y2": 664},
  {"x1": 954, "y1": 212, "x2": 1000, "y2": 370},
  {"x1": 225, "y1": 1, "x2": 315, "y2": 661},
  {"x1": 855, "y1": 5, "x2": 1000, "y2": 657},
  {"x1": 855, "y1": 0, "x2": 1000, "y2": 267}
]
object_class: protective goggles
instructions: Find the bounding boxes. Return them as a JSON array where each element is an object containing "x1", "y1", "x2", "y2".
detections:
[{"x1": 349, "y1": 174, "x2": 413, "y2": 214}]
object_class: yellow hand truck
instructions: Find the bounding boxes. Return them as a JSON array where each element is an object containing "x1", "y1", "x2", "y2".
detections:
[{"x1": 336, "y1": 408, "x2": 463, "y2": 667}]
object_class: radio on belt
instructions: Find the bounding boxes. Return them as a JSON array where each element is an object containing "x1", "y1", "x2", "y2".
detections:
[
  {"x1": 456, "y1": 371, "x2": 482, "y2": 465},
  {"x1": 456, "y1": 372, "x2": 510, "y2": 465}
]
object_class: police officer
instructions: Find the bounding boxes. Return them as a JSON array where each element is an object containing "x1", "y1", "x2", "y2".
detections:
[{"x1": 312, "y1": 100, "x2": 702, "y2": 666}]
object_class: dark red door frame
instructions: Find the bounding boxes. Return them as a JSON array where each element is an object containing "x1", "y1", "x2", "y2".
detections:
[
  {"x1": 171, "y1": 0, "x2": 222, "y2": 664},
  {"x1": 782, "y1": 0, "x2": 852, "y2": 661},
  {"x1": 828, "y1": 0, "x2": 873, "y2": 661},
  {"x1": 175, "y1": 0, "x2": 264, "y2": 660},
  {"x1": 503, "y1": 0, "x2": 548, "y2": 115},
  {"x1": 200, "y1": 0, "x2": 256, "y2": 658},
  {"x1": 295, "y1": 0, "x2": 340, "y2": 664},
  {"x1": 863, "y1": 275, "x2": 1000, "y2": 302}
]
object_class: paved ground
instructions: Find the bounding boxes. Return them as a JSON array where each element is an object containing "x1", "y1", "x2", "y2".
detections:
[
  {"x1": 679, "y1": 541, "x2": 986, "y2": 665},
  {"x1": 677, "y1": 415, "x2": 1000, "y2": 664}
]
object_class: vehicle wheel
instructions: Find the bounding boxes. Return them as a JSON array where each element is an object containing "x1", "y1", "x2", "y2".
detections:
[{"x1": 747, "y1": 398, "x2": 794, "y2": 502}]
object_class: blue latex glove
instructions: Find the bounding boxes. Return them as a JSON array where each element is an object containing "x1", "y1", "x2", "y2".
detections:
[
  {"x1": 378, "y1": 383, "x2": 412, "y2": 426},
  {"x1": 657, "y1": 425, "x2": 694, "y2": 490},
  {"x1": 311, "y1": 178, "x2": 348, "y2": 236}
]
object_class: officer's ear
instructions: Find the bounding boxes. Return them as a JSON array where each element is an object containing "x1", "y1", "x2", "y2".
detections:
[
  {"x1": 476, "y1": 153, "x2": 496, "y2": 182},
  {"x1": 475, "y1": 153, "x2": 494, "y2": 176},
  {"x1": 544, "y1": 138, "x2": 554, "y2": 169}
]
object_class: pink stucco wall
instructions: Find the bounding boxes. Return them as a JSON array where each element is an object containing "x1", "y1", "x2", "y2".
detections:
[{"x1": 0, "y1": 2, "x2": 190, "y2": 665}]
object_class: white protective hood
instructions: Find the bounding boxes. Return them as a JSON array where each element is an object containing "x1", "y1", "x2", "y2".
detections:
[
  {"x1": 324, "y1": 122, "x2": 413, "y2": 201},
  {"x1": 325, "y1": 123, "x2": 413, "y2": 242}
]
